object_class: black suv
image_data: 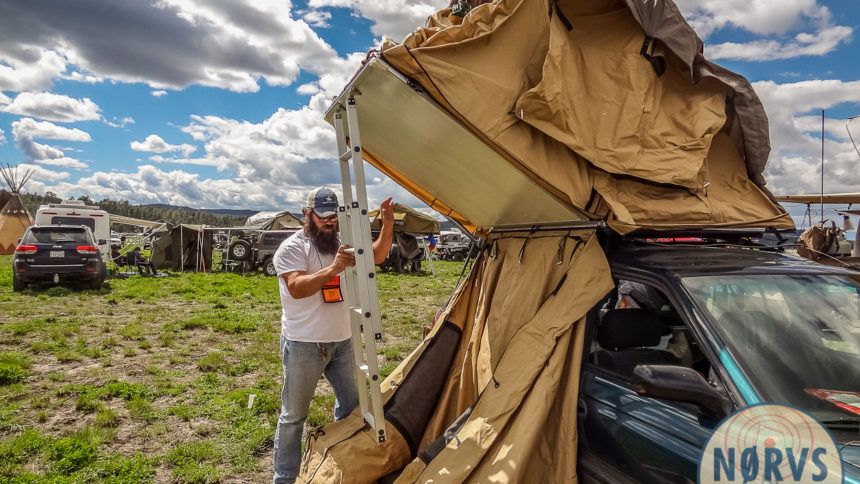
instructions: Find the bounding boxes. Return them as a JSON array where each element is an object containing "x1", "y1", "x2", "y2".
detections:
[{"x1": 12, "y1": 225, "x2": 106, "y2": 291}]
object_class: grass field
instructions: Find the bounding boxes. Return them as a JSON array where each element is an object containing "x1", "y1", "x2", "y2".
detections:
[{"x1": 0, "y1": 255, "x2": 463, "y2": 483}]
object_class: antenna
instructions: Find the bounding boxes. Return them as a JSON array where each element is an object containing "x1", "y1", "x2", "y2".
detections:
[
  {"x1": 847, "y1": 114, "x2": 860, "y2": 161},
  {"x1": 821, "y1": 110, "x2": 824, "y2": 224}
]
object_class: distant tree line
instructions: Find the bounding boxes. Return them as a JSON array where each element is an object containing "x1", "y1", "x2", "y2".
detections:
[{"x1": 20, "y1": 192, "x2": 248, "y2": 228}]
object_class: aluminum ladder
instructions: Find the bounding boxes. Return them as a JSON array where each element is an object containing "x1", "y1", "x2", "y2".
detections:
[{"x1": 332, "y1": 94, "x2": 387, "y2": 443}]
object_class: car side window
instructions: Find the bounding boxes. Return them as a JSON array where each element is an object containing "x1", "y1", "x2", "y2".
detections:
[{"x1": 590, "y1": 279, "x2": 710, "y2": 378}]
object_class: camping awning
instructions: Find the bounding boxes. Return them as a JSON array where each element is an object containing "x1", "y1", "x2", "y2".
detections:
[
  {"x1": 324, "y1": 58, "x2": 588, "y2": 234},
  {"x1": 109, "y1": 214, "x2": 167, "y2": 231}
]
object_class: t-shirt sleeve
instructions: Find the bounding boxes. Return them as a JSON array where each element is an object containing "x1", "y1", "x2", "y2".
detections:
[{"x1": 275, "y1": 238, "x2": 308, "y2": 276}]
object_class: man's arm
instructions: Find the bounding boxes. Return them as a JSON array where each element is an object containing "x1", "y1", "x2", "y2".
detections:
[
  {"x1": 372, "y1": 197, "x2": 394, "y2": 265},
  {"x1": 282, "y1": 245, "x2": 355, "y2": 299}
]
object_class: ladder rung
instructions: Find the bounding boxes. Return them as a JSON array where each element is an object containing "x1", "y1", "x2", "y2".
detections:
[{"x1": 339, "y1": 150, "x2": 352, "y2": 161}]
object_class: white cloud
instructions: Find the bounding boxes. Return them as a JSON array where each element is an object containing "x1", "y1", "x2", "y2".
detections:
[
  {"x1": 302, "y1": 9, "x2": 332, "y2": 28},
  {"x1": 675, "y1": 0, "x2": 852, "y2": 61},
  {"x1": 11, "y1": 118, "x2": 92, "y2": 142},
  {"x1": 0, "y1": 128, "x2": 5, "y2": 145},
  {"x1": 0, "y1": 0, "x2": 347, "y2": 94},
  {"x1": 1, "y1": 92, "x2": 101, "y2": 123},
  {"x1": 11, "y1": 118, "x2": 91, "y2": 169},
  {"x1": 307, "y1": 0, "x2": 436, "y2": 40},
  {"x1": 151, "y1": 90, "x2": 168, "y2": 97},
  {"x1": 105, "y1": 116, "x2": 135, "y2": 128},
  {"x1": 296, "y1": 83, "x2": 321, "y2": 95},
  {"x1": 708, "y1": 26, "x2": 852, "y2": 61},
  {"x1": 16, "y1": 163, "x2": 71, "y2": 182},
  {"x1": 755, "y1": 79, "x2": 860, "y2": 195},
  {"x1": 0, "y1": 47, "x2": 67, "y2": 92},
  {"x1": 131, "y1": 134, "x2": 197, "y2": 157}
]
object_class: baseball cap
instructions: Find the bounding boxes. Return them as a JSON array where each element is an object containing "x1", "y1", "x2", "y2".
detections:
[{"x1": 306, "y1": 187, "x2": 339, "y2": 218}]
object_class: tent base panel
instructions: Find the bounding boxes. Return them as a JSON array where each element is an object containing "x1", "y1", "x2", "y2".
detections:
[{"x1": 298, "y1": 414, "x2": 411, "y2": 484}]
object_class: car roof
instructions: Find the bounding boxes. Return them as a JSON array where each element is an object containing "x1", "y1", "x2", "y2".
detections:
[
  {"x1": 606, "y1": 241, "x2": 858, "y2": 278},
  {"x1": 30, "y1": 224, "x2": 91, "y2": 231}
]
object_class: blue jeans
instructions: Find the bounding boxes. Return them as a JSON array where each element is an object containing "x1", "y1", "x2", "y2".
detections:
[{"x1": 273, "y1": 336, "x2": 358, "y2": 484}]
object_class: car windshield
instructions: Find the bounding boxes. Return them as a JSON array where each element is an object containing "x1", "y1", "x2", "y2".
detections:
[
  {"x1": 23, "y1": 228, "x2": 90, "y2": 245},
  {"x1": 683, "y1": 274, "x2": 860, "y2": 423}
]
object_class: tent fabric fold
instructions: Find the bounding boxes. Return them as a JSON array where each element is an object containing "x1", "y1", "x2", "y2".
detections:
[
  {"x1": 300, "y1": 229, "x2": 614, "y2": 483},
  {"x1": 379, "y1": 0, "x2": 794, "y2": 232}
]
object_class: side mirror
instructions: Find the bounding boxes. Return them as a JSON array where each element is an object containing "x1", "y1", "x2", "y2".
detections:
[{"x1": 632, "y1": 364, "x2": 733, "y2": 419}]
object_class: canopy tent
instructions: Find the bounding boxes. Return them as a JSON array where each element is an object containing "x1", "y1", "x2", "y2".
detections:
[
  {"x1": 304, "y1": 0, "x2": 795, "y2": 482},
  {"x1": 369, "y1": 203, "x2": 441, "y2": 234},
  {"x1": 150, "y1": 224, "x2": 213, "y2": 272},
  {"x1": 244, "y1": 210, "x2": 302, "y2": 230}
]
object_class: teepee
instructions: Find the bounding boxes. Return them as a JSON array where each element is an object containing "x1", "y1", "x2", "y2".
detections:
[{"x1": 0, "y1": 164, "x2": 36, "y2": 254}]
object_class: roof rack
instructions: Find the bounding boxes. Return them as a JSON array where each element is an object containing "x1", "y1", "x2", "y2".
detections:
[{"x1": 611, "y1": 226, "x2": 797, "y2": 248}]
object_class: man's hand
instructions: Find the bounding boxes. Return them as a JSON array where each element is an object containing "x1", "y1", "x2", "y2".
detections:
[
  {"x1": 373, "y1": 198, "x2": 395, "y2": 264},
  {"x1": 331, "y1": 245, "x2": 356, "y2": 274},
  {"x1": 379, "y1": 198, "x2": 394, "y2": 227}
]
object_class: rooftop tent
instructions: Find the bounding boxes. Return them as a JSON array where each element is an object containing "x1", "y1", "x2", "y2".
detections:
[
  {"x1": 351, "y1": 0, "x2": 793, "y2": 234},
  {"x1": 150, "y1": 224, "x2": 213, "y2": 271},
  {"x1": 303, "y1": 0, "x2": 794, "y2": 482},
  {"x1": 369, "y1": 203, "x2": 441, "y2": 234},
  {"x1": 244, "y1": 210, "x2": 302, "y2": 230}
]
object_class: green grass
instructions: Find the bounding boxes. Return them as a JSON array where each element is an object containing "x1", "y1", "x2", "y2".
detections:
[{"x1": 0, "y1": 253, "x2": 462, "y2": 481}]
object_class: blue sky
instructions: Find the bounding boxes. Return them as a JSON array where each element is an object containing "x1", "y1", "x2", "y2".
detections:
[{"x1": 1, "y1": 0, "x2": 859, "y2": 227}]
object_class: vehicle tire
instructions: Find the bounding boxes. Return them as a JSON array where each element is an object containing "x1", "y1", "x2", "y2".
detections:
[
  {"x1": 264, "y1": 258, "x2": 277, "y2": 277},
  {"x1": 452, "y1": 251, "x2": 465, "y2": 262},
  {"x1": 88, "y1": 277, "x2": 103, "y2": 290},
  {"x1": 12, "y1": 276, "x2": 26, "y2": 292},
  {"x1": 228, "y1": 240, "x2": 252, "y2": 261}
]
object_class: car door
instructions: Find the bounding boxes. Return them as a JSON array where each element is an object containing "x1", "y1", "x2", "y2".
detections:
[{"x1": 578, "y1": 277, "x2": 728, "y2": 484}]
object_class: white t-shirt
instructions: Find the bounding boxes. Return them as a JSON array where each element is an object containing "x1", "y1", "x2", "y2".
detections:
[{"x1": 274, "y1": 230, "x2": 350, "y2": 342}]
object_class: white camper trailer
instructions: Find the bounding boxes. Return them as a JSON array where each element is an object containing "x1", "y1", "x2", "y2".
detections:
[{"x1": 35, "y1": 200, "x2": 110, "y2": 256}]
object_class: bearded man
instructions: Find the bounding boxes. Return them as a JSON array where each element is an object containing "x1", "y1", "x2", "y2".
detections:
[{"x1": 272, "y1": 187, "x2": 393, "y2": 484}]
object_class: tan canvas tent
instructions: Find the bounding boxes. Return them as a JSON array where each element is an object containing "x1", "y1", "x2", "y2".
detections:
[
  {"x1": 369, "y1": 203, "x2": 441, "y2": 235},
  {"x1": 300, "y1": 0, "x2": 794, "y2": 482},
  {"x1": 150, "y1": 224, "x2": 213, "y2": 272},
  {"x1": 245, "y1": 210, "x2": 302, "y2": 230},
  {"x1": 0, "y1": 166, "x2": 35, "y2": 255}
]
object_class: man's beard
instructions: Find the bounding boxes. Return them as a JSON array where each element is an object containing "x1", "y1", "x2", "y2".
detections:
[{"x1": 306, "y1": 219, "x2": 339, "y2": 256}]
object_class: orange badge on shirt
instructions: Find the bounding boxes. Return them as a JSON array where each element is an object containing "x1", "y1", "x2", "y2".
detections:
[{"x1": 322, "y1": 275, "x2": 343, "y2": 303}]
